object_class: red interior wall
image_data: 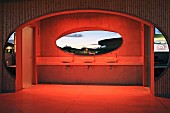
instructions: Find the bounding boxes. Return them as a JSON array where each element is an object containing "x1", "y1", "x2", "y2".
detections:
[
  {"x1": 38, "y1": 65, "x2": 142, "y2": 85},
  {"x1": 40, "y1": 13, "x2": 142, "y2": 57},
  {"x1": 38, "y1": 12, "x2": 143, "y2": 85}
]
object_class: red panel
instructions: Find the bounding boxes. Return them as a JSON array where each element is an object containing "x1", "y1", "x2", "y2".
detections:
[
  {"x1": 16, "y1": 29, "x2": 22, "y2": 91},
  {"x1": 38, "y1": 65, "x2": 142, "y2": 85},
  {"x1": 30, "y1": 22, "x2": 40, "y2": 85}
]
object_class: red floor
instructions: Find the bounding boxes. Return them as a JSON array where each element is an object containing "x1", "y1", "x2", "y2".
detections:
[{"x1": 0, "y1": 85, "x2": 170, "y2": 113}]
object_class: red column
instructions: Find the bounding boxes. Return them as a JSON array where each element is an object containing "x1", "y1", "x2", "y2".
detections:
[
  {"x1": 150, "y1": 26, "x2": 155, "y2": 95},
  {"x1": 15, "y1": 28, "x2": 22, "y2": 91}
]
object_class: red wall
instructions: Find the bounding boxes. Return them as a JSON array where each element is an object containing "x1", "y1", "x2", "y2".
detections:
[
  {"x1": 38, "y1": 12, "x2": 143, "y2": 85},
  {"x1": 38, "y1": 65, "x2": 142, "y2": 85}
]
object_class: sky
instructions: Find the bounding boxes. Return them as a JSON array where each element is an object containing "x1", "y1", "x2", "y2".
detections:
[
  {"x1": 155, "y1": 27, "x2": 162, "y2": 34},
  {"x1": 56, "y1": 30, "x2": 122, "y2": 49},
  {"x1": 9, "y1": 32, "x2": 15, "y2": 42}
]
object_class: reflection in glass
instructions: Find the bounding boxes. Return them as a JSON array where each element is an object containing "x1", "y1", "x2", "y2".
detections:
[
  {"x1": 56, "y1": 30, "x2": 123, "y2": 55},
  {"x1": 5, "y1": 32, "x2": 16, "y2": 76},
  {"x1": 154, "y1": 28, "x2": 169, "y2": 78}
]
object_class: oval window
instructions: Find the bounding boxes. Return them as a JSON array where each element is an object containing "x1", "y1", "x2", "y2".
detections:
[
  {"x1": 154, "y1": 27, "x2": 169, "y2": 78},
  {"x1": 56, "y1": 30, "x2": 123, "y2": 55},
  {"x1": 4, "y1": 32, "x2": 16, "y2": 77}
]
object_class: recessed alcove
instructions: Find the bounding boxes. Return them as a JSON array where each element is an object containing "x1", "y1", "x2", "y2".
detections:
[
  {"x1": 4, "y1": 10, "x2": 167, "y2": 92},
  {"x1": 35, "y1": 12, "x2": 144, "y2": 85}
]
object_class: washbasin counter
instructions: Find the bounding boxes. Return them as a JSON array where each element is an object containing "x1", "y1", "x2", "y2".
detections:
[{"x1": 36, "y1": 56, "x2": 143, "y2": 65}]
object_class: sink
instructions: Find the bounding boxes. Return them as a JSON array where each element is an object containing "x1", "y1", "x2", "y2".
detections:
[
  {"x1": 60, "y1": 57, "x2": 73, "y2": 63},
  {"x1": 81, "y1": 57, "x2": 95, "y2": 63},
  {"x1": 104, "y1": 57, "x2": 118, "y2": 63}
]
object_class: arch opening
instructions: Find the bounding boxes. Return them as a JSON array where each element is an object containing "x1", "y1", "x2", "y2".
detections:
[{"x1": 2, "y1": 10, "x2": 169, "y2": 95}]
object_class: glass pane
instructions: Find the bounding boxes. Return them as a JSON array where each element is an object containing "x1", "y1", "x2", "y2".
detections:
[{"x1": 56, "y1": 30, "x2": 123, "y2": 55}]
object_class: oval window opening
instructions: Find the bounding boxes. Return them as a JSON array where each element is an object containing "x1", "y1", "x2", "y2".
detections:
[
  {"x1": 56, "y1": 30, "x2": 123, "y2": 55},
  {"x1": 4, "y1": 32, "x2": 16, "y2": 77},
  {"x1": 154, "y1": 27, "x2": 169, "y2": 78}
]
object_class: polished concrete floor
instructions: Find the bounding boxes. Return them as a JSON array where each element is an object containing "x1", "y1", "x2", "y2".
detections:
[{"x1": 0, "y1": 85, "x2": 170, "y2": 113}]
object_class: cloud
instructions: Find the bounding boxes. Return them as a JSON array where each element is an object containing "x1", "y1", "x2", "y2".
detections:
[{"x1": 66, "y1": 34, "x2": 83, "y2": 37}]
